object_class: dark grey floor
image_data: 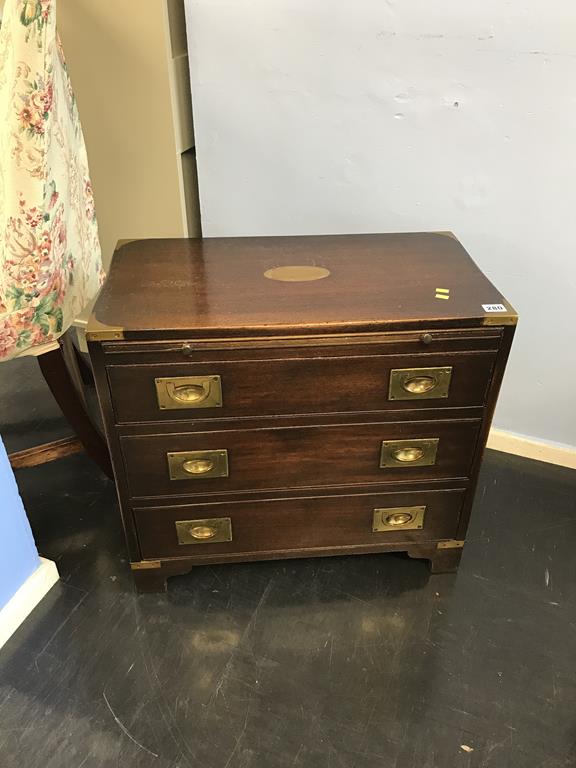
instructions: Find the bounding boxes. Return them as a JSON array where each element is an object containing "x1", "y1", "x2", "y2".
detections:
[{"x1": 1, "y1": 357, "x2": 576, "y2": 768}]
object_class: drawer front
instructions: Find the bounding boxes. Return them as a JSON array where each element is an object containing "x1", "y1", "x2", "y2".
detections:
[
  {"x1": 134, "y1": 488, "x2": 466, "y2": 559},
  {"x1": 107, "y1": 350, "x2": 496, "y2": 423},
  {"x1": 121, "y1": 419, "x2": 480, "y2": 498}
]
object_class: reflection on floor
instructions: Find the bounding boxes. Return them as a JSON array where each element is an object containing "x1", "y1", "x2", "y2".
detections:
[{"x1": 1, "y1": 356, "x2": 575, "y2": 768}]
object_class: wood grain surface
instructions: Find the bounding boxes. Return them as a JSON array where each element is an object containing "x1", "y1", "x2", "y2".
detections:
[
  {"x1": 108, "y1": 350, "x2": 496, "y2": 424},
  {"x1": 86, "y1": 235, "x2": 516, "y2": 589},
  {"x1": 89, "y1": 234, "x2": 516, "y2": 339}
]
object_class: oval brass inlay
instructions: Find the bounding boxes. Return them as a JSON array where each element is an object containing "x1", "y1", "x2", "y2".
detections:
[
  {"x1": 189, "y1": 525, "x2": 217, "y2": 540},
  {"x1": 182, "y1": 459, "x2": 215, "y2": 475},
  {"x1": 263, "y1": 265, "x2": 331, "y2": 282},
  {"x1": 403, "y1": 375, "x2": 437, "y2": 395},
  {"x1": 171, "y1": 384, "x2": 208, "y2": 403},
  {"x1": 385, "y1": 512, "x2": 414, "y2": 527},
  {"x1": 392, "y1": 447, "x2": 425, "y2": 463}
]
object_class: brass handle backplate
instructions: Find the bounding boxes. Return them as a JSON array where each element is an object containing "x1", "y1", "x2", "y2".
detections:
[
  {"x1": 388, "y1": 367, "x2": 452, "y2": 401},
  {"x1": 176, "y1": 517, "x2": 232, "y2": 545},
  {"x1": 373, "y1": 505, "x2": 426, "y2": 533},
  {"x1": 380, "y1": 438, "x2": 439, "y2": 468},
  {"x1": 167, "y1": 450, "x2": 229, "y2": 481},
  {"x1": 155, "y1": 375, "x2": 222, "y2": 410}
]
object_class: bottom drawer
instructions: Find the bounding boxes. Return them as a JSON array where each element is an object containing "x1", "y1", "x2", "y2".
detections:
[{"x1": 134, "y1": 488, "x2": 466, "y2": 560}]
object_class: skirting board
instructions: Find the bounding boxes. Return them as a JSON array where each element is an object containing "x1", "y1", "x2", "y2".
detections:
[
  {"x1": 0, "y1": 557, "x2": 60, "y2": 651},
  {"x1": 488, "y1": 428, "x2": 576, "y2": 470}
]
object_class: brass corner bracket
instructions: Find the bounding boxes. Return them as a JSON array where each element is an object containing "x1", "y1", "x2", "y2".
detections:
[
  {"x1": 481, "y1": 315, "x2": 518, "y2": 327},
  {"x1": 437, "y1": 540, "x2": 465, "y2": 550},
  {"x1": 131, "y1": 560, "x2": 162, "y2": 570},
  {"x1": 86, "y1": 326, "x2": 125, "y2": 342}
]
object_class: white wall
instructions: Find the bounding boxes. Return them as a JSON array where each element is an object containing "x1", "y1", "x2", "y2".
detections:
[{"x1": 185, "y1": 0, "x2": 576, "y2": 448}]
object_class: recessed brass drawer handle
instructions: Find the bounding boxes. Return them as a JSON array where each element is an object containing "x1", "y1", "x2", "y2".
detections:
[
  {"x1": 389, "y1": 367, "x2": 452, "y2": 400},
  {"x1": 373, "y1": 505, "x2": 426, "y2": 532},
  {"x1": 167, "y1": 450, "x2": 229, "y2": 481},
  {"x1": 380, "y1": 438, "x2": 439, "y2": 468},
  {"x1": 392, "y1": 447, "x2": 424, "y2": 463},
  {"x1": 403, "y1": 375, "x2": 437, "y2": 394},
  {"x1": 172, "y1": 384, "x2": 211, "y2": 404},
  {"x1": 190, "y1": 525, "x2": 218, "y2": 540},
  {"x1": 176, "y1": 517, "x2": 232, "y2": 545},
  {"x1": 182, "y1": 459, "x2": 215, "y2": 475},
  {"x1": 155, "y1": 376, "x2": 222, "y2": 410},
  {"x1": 386, "y1": 512, "x2": 414, "y2": 526}
]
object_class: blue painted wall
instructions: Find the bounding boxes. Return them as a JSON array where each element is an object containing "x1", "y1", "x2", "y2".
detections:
[{"x1": 0, "y1": 437, "x2": 39, "y2": 609}]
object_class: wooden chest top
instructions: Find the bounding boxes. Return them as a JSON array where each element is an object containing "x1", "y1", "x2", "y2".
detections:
[{"x1": 87, "y1": 233, "x2": 516, "y2": 341}]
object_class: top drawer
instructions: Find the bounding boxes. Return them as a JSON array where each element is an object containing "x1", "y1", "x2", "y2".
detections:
[{"x1": 105, "y1": 329, "x2": 500, "y2": 424}]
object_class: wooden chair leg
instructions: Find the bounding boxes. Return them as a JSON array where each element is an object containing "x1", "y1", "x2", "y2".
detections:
[
  {"x1": 72, "y1": 342, "x2": 95, "y2": 387},
  {"x1": 37, "y1": 343, "x2": 113, "y2": 479},
  {"x1": 58, "y1": 333, "x2": 90, "y2": 407}
]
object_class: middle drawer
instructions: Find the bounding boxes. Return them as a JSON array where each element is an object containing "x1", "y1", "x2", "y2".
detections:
[{"x1": 121, "y1": 419, "x2": 481, "y2": 498}]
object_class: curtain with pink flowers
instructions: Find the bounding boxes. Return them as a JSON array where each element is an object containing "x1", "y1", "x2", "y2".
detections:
[{"x1": 0, "y1": 0, "x2": 103, "y2": 361}]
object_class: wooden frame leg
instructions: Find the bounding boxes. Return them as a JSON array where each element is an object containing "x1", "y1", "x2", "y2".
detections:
[
  {"x1": 131, "y1": 561, "x2": 195, "y2": 593},
  {"x1": 406, "y1": 543, "x2": 464, "y2": 574},
  {"x1": 73, "y1": 344, "x2": 95, "y2": 387},
  {"x1": 37, "y1": 342, "x2": 113, "y2": 478},
  {"x1": 132, "y1": 569, "x2": 169, "y2": 593},
  {"x1": 428, "y1": 546, "x2": 463, "y2": 574}
]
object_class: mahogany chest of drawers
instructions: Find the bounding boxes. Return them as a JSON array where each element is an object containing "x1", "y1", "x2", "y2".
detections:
[{"x1": 87, "y1": 233, "x2": 516, "y2": 592}]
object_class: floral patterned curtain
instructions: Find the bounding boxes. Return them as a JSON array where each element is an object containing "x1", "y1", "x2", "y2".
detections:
[{"x1": 0, "y1": 0, "x2": 103, "y2": 361}]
